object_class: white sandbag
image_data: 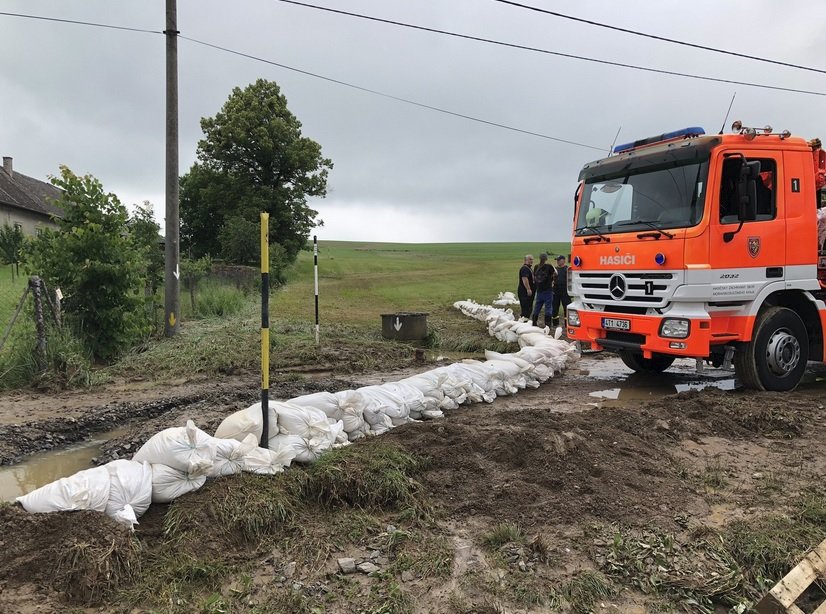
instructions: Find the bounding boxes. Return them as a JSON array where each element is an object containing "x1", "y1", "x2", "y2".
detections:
[
  {"x1": 133, "y1": 420, "x2": 215, "y2": 478},
  {"x1": 358, "y1": 384, "x2": 410, "y2": 424},
  {"x1": 519, "y1": 332, "x2": 556, "y2": 348},
  {"x1": 369, "y1": 413, "x2": 394, "y2": 435},
  {"x1": 104, "y1": 459, "x2": 153, "y2": 521},
  {"x1": 150, "y1": 464, "x2": 206, "y2": 503},
  {"x1": 276, "y1": 402, "x2": 332, "y2": 440},
  {"x1": 16, "y1": 465, "x2": 110, "y2": 514},
  {"x1": 209, "y1": 436, "x2": 255, "y2": 478},
  {"x1": 329, "y1": 390, "x2": 367, "y2": 434},
  {"x1": 241, "y1": 433, "x2": 291, "y2": 474},
  {"x1": 112, "y1": 503, "x2": 138, "y2": 529},
  {"x1": 213, "y1": 402, "x2": 278, "y2": 442},
  {"x1": 421, "y1": 409, "x2": 444, "y2": 420},
  {"x1": 269, "y1": 433, "x2": 330, "y2": 464},
  {"x1": 289, "y1": 391, "x2": 342, "y2": 420},
  {"x1": 265, "y1": 433, "x2": 301, "y2": 468}
]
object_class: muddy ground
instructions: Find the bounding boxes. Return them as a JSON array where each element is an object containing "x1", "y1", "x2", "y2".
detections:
[{"x1": 0, "y1": 350, "x2": 824, "y2": 613}]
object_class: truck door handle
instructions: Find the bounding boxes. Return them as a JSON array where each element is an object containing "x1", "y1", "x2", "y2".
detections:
[{"x1": 766, "y1": 267, "x2": 783, "y2": 278}]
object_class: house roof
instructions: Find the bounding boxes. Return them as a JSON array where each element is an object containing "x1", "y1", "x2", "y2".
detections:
[{"x1": 0, "y1": 161, "x2": 64, "y2": 219}]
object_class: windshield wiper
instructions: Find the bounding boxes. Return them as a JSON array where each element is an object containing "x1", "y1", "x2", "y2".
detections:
[
  {"x1": 575, "y1": 225, "x2": 611, "y2": 243},
  {"x1": 616, "y1": 219, "x2": 674, "y2": 239}
]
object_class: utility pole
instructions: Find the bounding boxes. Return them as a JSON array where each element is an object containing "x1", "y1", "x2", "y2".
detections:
[{"x1": 164, "y1": 0, "x2": 180, "y2": 337}]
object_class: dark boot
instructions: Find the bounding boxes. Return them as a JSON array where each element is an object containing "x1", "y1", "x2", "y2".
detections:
[{"x1": 532, "y1": 317, "x2": 538, "y2": 327}]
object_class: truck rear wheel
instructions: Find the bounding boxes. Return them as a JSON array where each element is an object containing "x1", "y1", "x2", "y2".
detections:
[
  {"x1": 734, "y1": 306, "x2": 808, "y2": 391},
  {"x1": 619, "y1": 351, "x2": 675, "y2": 373}
]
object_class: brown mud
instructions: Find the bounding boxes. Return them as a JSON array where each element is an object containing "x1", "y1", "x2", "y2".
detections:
[{"x1": 0, "y1": 353, "x2": 824, "y2": 612}]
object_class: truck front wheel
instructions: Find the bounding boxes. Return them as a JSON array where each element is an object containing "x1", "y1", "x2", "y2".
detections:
[
  {"x1": 619, "y1": 351, "x2": 675, "y2": 373},
  {"x1": 734, "y1": 306, "x2": 809, "y2": 391}
]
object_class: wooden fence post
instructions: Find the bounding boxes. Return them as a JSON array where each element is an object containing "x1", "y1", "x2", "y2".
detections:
[{"x1": 30, "y1": 276, "x2": 47, "y2": 371}]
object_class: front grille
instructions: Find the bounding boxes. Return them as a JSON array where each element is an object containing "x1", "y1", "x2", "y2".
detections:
[{"x1": 573, "y1": 270, "x2": 679, "y2": 308}]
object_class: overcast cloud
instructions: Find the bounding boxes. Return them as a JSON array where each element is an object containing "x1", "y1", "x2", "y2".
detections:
[{"x1": 2, "y1": 0, "x2": 825, "y2": 242}]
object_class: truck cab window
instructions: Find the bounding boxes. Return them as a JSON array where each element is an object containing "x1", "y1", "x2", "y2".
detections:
[{"x1": 720, "y1": 157, "x2": 776, "y2": 223}]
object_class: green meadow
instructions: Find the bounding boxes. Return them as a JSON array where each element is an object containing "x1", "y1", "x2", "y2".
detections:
[{"x1": 0, "y1": 241, "x2": 570, "y2": 386}]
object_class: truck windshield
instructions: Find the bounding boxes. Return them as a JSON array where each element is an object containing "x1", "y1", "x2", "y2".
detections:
[{"x1": 575, "y1": 158, "x2": 709, "y2": 236}]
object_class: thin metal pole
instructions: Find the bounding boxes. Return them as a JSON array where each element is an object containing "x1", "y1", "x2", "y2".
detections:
[
  {"x1": 313, "y1": 235, "x2": 319, "y2": 345},
  {"x1": 163, "y1": 0, "x2": 180, "y2": 337},
  {"x1": 260, "y1": 213, "x2": 270, "y2": 448}
]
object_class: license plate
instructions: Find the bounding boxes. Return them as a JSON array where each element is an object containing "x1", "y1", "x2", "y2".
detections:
[{"x1": 602, "y1": 318, "x2": 630, "y2": 331}]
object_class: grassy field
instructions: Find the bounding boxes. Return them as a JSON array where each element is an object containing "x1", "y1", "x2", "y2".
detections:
[
  {"x1": 108, "y1": 241, "x2": 570, "y2": 383},
  {"x1": 0, "y1": 270, "x2": 26, "y2": 330},
  {"x1": 281, "y1": 241, "x2": 571, "y2": 325}
]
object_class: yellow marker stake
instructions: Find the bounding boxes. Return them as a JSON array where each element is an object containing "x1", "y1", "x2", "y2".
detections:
[{"x1": 260, "y1": 212, "x2": 270, "y2": 447}]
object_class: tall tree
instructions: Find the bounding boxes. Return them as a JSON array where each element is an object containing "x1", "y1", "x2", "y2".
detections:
[{"x1": 180, "y1": 79, "x2": 333, "y2": 262}]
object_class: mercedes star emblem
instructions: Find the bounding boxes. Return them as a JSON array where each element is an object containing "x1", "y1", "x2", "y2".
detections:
[{"x1": 609, "y1": 274, "x2": 627, "y2": 300}]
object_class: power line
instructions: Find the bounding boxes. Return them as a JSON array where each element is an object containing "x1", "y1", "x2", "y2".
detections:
[
  {"x1": 273, "y1": 0, "x2": 826, "y2": 98},
  {"x1": 491, "y1": 0, "x2": 826, "y2": 76},
  {"x1": 0, "y1": 9, "x2": 606, "y2": 149},
  {"x1": 4, "y1": 6, "x2": 826, "y2": 99},
  {"x1": 0, "y1": 10, "x2": 161, "y2": 34},
  {"x1": 180, "y1": 36, "x2": 607, "y2": 151}
]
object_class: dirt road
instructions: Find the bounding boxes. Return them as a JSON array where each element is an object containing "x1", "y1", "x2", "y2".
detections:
[{"x1": 0, "y1": 351, "x2": 824, "y2": 612}]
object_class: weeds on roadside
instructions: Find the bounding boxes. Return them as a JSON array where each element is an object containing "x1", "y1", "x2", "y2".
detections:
[
  {"x1": 0, "y1": 322, "x2": 92, "y2": 390},
  {"x1": 557, "y1": 570, "x2": 616, "y2": 614},
  {"x1": 481, "y1": 522, "x2": 525, "y2": 550},
  {"x1": 699, "y1": 456, "x2": 729, "y2": 490}
]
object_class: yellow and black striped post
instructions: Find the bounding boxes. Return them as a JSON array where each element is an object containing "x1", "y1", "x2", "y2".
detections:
[{"x1": 260, "y1": 212, "x2": 270, "y2": 448}]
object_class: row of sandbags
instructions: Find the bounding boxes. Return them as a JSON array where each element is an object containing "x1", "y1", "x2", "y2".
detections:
[
  {"x1": 16, "y1": 296, "x2": 576, "y2": 527},
  {"x1": 15, "y1": 421, "x2": 294, "y2": 525}
]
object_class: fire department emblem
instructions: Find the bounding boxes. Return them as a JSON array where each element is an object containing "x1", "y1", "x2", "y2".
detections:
[{"x1": 748, "y1": 236, "x2": 760, "y2": 258}]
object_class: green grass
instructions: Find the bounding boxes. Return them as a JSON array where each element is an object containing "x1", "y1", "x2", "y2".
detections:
[
  {"x1": 0, "y1": 269, "x2": 26, "y2": 327},
  {"x1": 481, "y1": 522, "x2": 526, "y2": 550},
  {"x1": 104, "y1": 241, "x2": 565, "y2": 384}
]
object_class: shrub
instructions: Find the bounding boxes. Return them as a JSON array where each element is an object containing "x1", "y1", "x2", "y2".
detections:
[{"x1": 24, "y1": 167, "x2": 151, "y2": 360}]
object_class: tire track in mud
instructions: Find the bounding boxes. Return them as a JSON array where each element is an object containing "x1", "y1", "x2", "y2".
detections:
[
  {"x1": 0, "y1": 391, "x2": 234, "y2": 465},
  {"x1": 0, "y1": 377, "x2": 362, "y2": 466}
]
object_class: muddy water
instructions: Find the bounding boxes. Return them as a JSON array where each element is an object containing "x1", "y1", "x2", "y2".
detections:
[
  {"x1": 0, "y1": 426, "x2": 130, "y2": 502},
  {"x1": 584, "y1": 356, "x2": 737, "y2": 406}
]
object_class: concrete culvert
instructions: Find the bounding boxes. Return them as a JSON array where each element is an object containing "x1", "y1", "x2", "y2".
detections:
[{"x1": 381, "y1": 312, "x2": 428, "y2": 341}]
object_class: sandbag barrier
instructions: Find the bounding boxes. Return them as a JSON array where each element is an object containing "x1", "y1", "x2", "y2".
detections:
[{"x1": 15, "y1": 297, "x2": 577, "y2": 526}]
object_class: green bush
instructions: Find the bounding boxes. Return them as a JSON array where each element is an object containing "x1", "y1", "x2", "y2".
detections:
[{"x1": 24, "y1": 167, "x2": 151, "y2": 360}]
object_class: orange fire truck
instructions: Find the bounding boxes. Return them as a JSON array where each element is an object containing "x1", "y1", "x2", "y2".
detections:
[{"x1": 567, "y1": 122, "x2": 826, "y2": 391}]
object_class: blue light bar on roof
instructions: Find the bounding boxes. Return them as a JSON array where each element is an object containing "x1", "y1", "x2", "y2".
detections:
[{"x1": 613, "y1": 127, "x2": 705, "y2": 154}]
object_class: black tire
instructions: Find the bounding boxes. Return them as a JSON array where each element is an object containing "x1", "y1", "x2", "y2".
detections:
[
  {"x1": 619, "y1": 351, "x2": 676, "y2": 373},
  {"x1": 734, "y1": 306, "x2": 809, "y2": 391}
]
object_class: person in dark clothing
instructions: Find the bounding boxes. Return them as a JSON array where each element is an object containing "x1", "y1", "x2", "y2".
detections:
[
  {"x1": 552, "y1": 255, "x2": 571, "y2": 326},
  {"x1": 531, "y1": 253, "x2": 555, "y2": 327},
  {"x1": 517, "y1": 254, "x2": 535, "y2": 319}
]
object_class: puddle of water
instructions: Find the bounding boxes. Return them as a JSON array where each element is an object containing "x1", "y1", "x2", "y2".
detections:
[
  {"x1": 584, "y1": 356, "x2": 738, "y2": 406},
  {"x1": 589, "y1": 377, "x2": 737, "y2": 407},
  {"x1": 0, "y1": 426, "x2": 130, "y2": 502}
]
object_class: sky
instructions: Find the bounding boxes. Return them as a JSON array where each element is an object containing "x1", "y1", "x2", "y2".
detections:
[{"x1": 2, "y1": 0, "x2": 826, "y2": 243}]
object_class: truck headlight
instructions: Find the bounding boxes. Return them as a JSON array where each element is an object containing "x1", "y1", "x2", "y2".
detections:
[
  {"x1": 660, "y1": 318, "x2": 690, "y2": 339},
  {"x1": 567, "y1": 309, "x2": 580, "y2": 327}
]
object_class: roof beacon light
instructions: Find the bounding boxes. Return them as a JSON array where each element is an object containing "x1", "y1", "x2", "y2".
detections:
[{"x1": 613, "y1": 127, "x2": 705, "y2": 154}]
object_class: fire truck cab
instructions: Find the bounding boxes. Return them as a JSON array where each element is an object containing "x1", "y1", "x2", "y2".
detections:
[{"x1": 567, "y1": 123, "x2": 826, "y2": 391}]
